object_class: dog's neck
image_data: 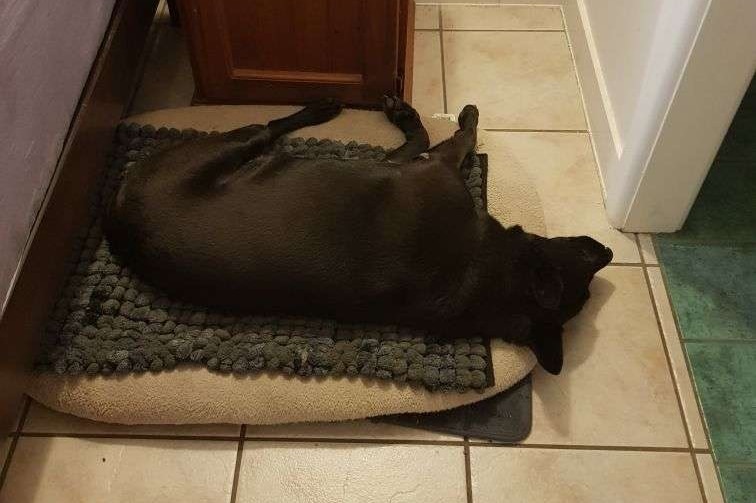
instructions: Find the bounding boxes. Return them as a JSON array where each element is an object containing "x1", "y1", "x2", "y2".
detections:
[{"x1": 461, "y1": 218, "x2": 534, "y2": 330}]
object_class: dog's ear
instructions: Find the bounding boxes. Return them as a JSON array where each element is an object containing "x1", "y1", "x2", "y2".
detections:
[
  {"x1": 530, "y1": 264, "x2": 563, "y2": 310},
  {"x1": 530, "y1": 323, "x2": 564, "y2": 374}
]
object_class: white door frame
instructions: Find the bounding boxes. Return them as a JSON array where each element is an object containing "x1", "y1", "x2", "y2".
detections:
[{"x1": 563, "y1": 0, "x2": 756, "y2": 232}]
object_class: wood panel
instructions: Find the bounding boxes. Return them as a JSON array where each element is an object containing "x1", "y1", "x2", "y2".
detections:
[
  {"x1": 0, "y1": 0, "x2": 158, "y2": 435},
  {"x1": 179, "y1": 0, "x2": 407, "y2": 106},
  {"x1": 398, "y1": 0, "x2": 415, "y2": 101}
]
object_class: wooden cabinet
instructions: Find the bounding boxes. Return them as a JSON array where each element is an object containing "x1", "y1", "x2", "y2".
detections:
[{"x1": 178, "y1": 0, "x2": 414, "y2": 107}]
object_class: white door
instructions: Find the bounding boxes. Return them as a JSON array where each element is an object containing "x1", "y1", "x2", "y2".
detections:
[{"x1": 564, "y1": 0, "x2": 756, "y2": 232}]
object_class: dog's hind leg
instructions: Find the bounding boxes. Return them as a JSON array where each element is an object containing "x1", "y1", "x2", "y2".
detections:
[
  {"x1": 265, "y1": 98, "x2": 344, "y2": 137},
  {"x1": 184, "y1": 99, "x2": 344, "y2": 189},
  {"x1": 219, "y1": 98, "x2": 344, "y2": 145},
  {"x1": 383, "y1": 96, "x2": 431, "y2": 163}
]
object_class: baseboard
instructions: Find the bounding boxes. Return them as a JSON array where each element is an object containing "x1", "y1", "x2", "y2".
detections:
[
  {"x1": 0, "y1": 0, "x2": 159, "y2": 434},
  {"x1": 561, "y1": 0, "x2": 619, "y2": 200}
]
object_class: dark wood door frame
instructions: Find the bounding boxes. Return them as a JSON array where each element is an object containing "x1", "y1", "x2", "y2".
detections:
[
  {"x1": 0, "y1": 0, "x2": 159, "y2": 436},
  {"x1": 398, "y1": 0, "x2": 415, "y2": 102}
]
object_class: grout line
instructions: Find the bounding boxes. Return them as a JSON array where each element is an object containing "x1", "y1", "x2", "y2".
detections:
[
  {"x1": 464, "y1": 437, "x2": 474, "y2": 503},
  {"x1": 635, "y1": 234, "x2": 708, "y2": 503},
  {"x1": 716, "y1": 460, "x2": 756, "y2": 467},
  {"x1": 0, "y1": 396, "x2": 32, "y2": 491},
  {"x1": 438, "y1": 9, "x2": 448, "y2": 114},
  {"x1": 684, "y1": 338, "x2": 756, "y2": 344},
  {"x1": 4, "y1": 430, "x2": 714, "y2": 454},
  {"x1": 0, "y1": 435, "x2": 20, "y2": 493},
  {"x1": 11, "y1": 432, "x2": 244, "y2": 442},
  {"x1": 228, "y1": 425, "x2": 246, "y2": 503},
  {"x1": 469, "y1": 442, "x2": 699, "y2": 453},
  {"x1": 14, "y1": 397, "x2": 31, "y2": 435},
  {"x1": 606, "y1": 262, "x2": 644, "y2": 268},
  {"x1": 416, "y1": 1, "x2": 563, "y2": 4},
  {"x1": 239, "y1": 436, "x2": 466, "y2": 447},
  {"x1": 654, "y1": 238, "x2": 727, "y2": 499},
  {"x1": 416, "y1": 28, "x2": 564, "y2": 33},
  {"x1": 654, "y1": 238, "x2": 717, "y2": 455},
  {"x1": 651, "y1": 243, "x2": 740, "y2": 499},
  {"x1": 483, "y1": 128, "x2": 589, "y2": 133},
  {"x1": 0, "y1": 398, "x2": 29, "y2": 493}
]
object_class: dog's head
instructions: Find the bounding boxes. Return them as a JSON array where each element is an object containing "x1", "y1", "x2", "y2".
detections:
[{"x1": 487, "y1": 229, "x2": 612, "y2": 375}]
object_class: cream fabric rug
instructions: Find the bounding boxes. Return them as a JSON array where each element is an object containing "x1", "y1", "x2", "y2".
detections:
[{"x1": 28, "y1": 106, "x2": 545, "y2": 425}]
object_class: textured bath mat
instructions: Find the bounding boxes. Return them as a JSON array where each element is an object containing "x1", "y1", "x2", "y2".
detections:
[{"x1": 37, "y1": 123, "x2": 495, "y2": 392}]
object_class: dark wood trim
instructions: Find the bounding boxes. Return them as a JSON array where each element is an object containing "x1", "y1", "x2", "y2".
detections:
[
  {"x1": 0, "y1": 0, "x2": 159, "y2": 434},
  {"x1": 398, "y1": 0, "x2": 415, "y2": 103}
]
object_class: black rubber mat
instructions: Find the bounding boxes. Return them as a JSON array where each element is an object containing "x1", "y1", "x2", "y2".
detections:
[{"x1": 376, "y1": 373, "x2": 532, "y2": 442}]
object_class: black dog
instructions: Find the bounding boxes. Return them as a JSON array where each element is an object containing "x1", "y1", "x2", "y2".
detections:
[{"x1": 105, "y1": 97, "x2": 612, "y2": 375}]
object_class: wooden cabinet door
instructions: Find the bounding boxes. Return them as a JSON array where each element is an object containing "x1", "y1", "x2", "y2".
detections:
[{"x1": 179, "y1": 0, "x2": 408, "y2": 106}]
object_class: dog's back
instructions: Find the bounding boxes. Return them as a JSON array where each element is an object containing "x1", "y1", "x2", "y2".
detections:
[{"x1": 106, "y1": 141, "x2": 484, "y2": 321}]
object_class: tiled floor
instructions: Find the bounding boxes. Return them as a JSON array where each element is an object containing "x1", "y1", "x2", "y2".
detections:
[
  {"x1": 655, "y1": 76, "x2": 756, "y2": 503},
  {"x1": 0, "y1": 3, "x2": 727, "y2": 502}
]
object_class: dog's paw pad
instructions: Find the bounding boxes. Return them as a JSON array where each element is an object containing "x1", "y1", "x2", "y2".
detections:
[
  {"x1": 382, "y1": 95, "x2": 416, "y2": 124},
  {"x1": 458, "y1": 105, "x2": 479, "y2": 130}
]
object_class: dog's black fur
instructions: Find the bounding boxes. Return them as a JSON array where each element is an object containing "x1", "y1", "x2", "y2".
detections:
[{"x1": 104, "y1": 98, "x2": 612, "y2": 375}]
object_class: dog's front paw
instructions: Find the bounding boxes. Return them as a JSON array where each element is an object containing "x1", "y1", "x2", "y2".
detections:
[
  {"x1": 382, "y1": 95, "x2": 418, "y2": 124},
  {"x1": 458, "y1": 105, "x2": 479, "y2": 130}
]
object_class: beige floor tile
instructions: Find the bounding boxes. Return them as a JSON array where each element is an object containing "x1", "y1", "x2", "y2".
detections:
[
  {"x1": 482, "y1": 132, "x2": 640, "y2": 262},
  {"x1": 444, "y1": 31, "x2": 585, "y2": 130},
  {"x1": 415, "y1": 4, "x2": 439, "y2": 30},
  {"x1": 697, "y1": 454, "x2": 726, "y2": 503},
  {"x1": 471, "y1": 447, "x2": 703, "y2": 503},
  {"x1": 246, "y1": 419, "x2": 460, "y2": 441},
  {"x1": 23, "y1": 401, "x2": 240, "y2": 437},
  {"x1": 526, "y1": 267, "x2": 688, "y2": 447},
  {"x1": 412, "y1": 31, "x2": 445, "y2": 117},
  {"x1": 129, "y1": 24, "x2": 195, "y2": 115},
  {"x1": 638, "y1": 233, "x2": 658, "y2": 264},
  {"x1": 0, "y1": 437, "x2": 237, "y2": 503},
  {"x1": 236, "y1": 442, "x2": 466, "y2": 503},
  {"x1": 647, "y1": 269, "x2": 709, "y2": 449},
  {"x1": 442, "y1": 4, "x2": 563, "y2": 31}
]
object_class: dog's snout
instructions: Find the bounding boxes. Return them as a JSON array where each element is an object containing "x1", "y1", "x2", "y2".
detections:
[
  {"x1": 590, "y1": 246, "x2": 613, "y2": 270},
  {"x1": 604, "y1": 247, "x2": 613, "y2": 264},
  {"x1": 576, "y1": 236, "x2": 612, "y2": 269}
]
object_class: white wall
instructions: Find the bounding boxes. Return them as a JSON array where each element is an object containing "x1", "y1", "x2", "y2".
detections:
[{"x1": 575, "y1": 0, "x2": 711, "y2": 228}]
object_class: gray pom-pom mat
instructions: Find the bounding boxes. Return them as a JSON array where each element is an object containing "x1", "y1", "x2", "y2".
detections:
[{"x1": 37, "y1": 123, "x2": 493, "y2": 392}]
